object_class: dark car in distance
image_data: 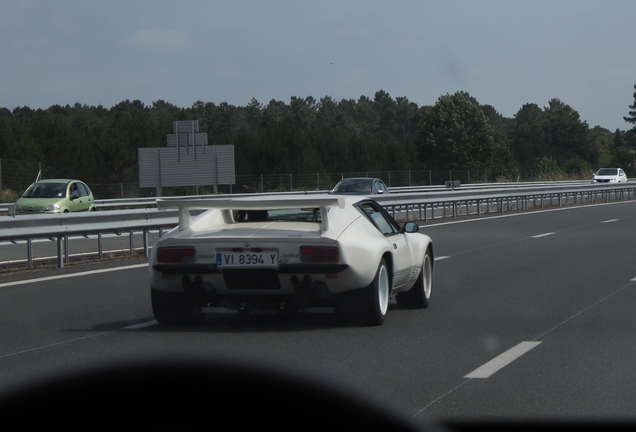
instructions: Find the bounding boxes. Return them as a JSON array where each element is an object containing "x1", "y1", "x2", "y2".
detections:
[{"x1": 329, "y1": 177, "x2": 389, "y2": 195}]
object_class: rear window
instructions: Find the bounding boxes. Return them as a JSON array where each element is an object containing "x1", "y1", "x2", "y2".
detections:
[{"x1": 233, "y1": 208, "x2": 322, "y2": 222}]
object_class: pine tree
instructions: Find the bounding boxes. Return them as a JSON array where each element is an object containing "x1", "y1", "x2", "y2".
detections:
[{"x1": 624, "y1": 84, "x2": 636, "y2": 125}]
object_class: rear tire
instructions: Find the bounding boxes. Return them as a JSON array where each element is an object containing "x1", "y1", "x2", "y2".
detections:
[
  {"x1": 337, "y1": 258, "x2": 389, "y2": 326},
  {"x1": 151, "y1": 287, "x2": 204, "y2": 325},
  {"x1": 395, "y1": 249, "x2": 432, "y2": 309}
]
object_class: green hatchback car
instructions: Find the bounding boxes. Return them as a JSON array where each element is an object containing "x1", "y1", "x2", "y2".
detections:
[{"x1": 15, "y1": 179, "x2": 96, "y2": 214}]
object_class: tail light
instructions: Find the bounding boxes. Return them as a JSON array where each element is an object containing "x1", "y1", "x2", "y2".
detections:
[
  {"x1": 300, "y1": 246, "x2": 340, "y2": 263},
  {"x1": 157, "y1": 246, "x2": 196, "y2": 263}
]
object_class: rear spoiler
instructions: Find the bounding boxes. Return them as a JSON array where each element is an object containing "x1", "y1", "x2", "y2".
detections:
[{"x1": 157, "y1": 196, "x2": 346, "y2": 231}]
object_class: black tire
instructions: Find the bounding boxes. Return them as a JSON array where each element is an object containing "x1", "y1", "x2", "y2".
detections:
[
  {"x1": 151, "y1": 287, "x2": 205, "y2": 325},
  {"x1": 395, "y1": 249, "x2": 432, "y2": 309},
  {"x1": 337, "y1": 258, "x2": 389, "y2": 326}
]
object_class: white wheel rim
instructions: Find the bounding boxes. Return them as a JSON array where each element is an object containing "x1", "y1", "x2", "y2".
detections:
[
  {"x1": 423, "y1": 254, "x2": 432, "y2": 299},
  {"x1": 378, "y1": 265, "x2": 389, "y2": 315}
]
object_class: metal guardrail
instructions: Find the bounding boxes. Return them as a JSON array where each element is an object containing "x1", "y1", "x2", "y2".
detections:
[
  {"x1": 375, "y1": 183, "x2": 636, "y2": 221},
  {"x1": 0, "y1": 203, "x2": 15, "y2": 217},
  {"x1": 0, "y1": 209, "x2": 180, "y2": 269},
  {"x1": 1, "y1": 182, "x2": 635, "y2": 269}
]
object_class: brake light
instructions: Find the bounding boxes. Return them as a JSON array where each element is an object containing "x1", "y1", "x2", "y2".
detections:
[
  {"x1": 300, "y1": 246, "x2": 340, "y2": 263},
  {"x1": 157, "y1": 246, "x2": 196, "y2": 263}
]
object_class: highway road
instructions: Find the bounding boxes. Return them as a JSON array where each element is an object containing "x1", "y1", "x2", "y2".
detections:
[{"x1": 1, "y1": 200, "x2": 636, "y2": 426}]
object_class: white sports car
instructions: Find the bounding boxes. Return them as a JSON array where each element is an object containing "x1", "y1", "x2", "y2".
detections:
[{"x1": 149, "y1": 194, "x2": 434, "y2": 326}]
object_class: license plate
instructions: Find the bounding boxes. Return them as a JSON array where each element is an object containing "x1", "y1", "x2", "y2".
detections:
[{"x1": 216, "y1": 252, "x2": 278, "y2": 267}]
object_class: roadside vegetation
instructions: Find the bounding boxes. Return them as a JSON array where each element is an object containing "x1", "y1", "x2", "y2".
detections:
[
  {"x1": 0, "y1": 189, "x2": 18, "y2": 204},
  {"x1": 1, "y1": 85, "x2": 635, "y2": 196}
]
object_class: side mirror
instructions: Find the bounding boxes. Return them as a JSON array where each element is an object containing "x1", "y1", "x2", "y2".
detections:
[{"x1": 403, "y1": 222, "x2": 419, "y2": 233}]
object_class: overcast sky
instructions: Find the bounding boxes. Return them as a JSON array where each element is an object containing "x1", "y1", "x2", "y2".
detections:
[{"x1": 1, "y1": 0, "x2": 634, "y2": 131}]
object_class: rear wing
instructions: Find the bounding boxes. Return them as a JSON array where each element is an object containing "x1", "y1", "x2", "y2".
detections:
[{"x1": 157, "y1": 196, "x2": 346, "y2": 231}]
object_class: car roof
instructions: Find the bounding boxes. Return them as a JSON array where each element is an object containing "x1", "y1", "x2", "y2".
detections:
[
  {"x1": 33, "y1": 179, "x2": 75, "y2": 184},
  {"x1": 336, "y1": 177, "x2": 380, "y2": 182}
]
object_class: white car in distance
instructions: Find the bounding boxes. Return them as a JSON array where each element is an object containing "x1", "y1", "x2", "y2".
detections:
[{"x1": 591, "y1": 168, "x2": 628, "y2": 184}]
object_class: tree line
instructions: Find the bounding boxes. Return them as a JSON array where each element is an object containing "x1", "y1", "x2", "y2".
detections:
[{"x1": 1, "y1": 87, "x2": 635, "y2": 187}]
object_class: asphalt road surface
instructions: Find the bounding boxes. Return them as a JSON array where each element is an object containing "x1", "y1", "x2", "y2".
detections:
[{"x1": 1, "y1": 200, "x2": 636, "y2": 426}]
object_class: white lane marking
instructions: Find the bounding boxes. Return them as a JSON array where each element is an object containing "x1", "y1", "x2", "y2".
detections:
[
  {"x1": 413, "y1": 380, "x2": 470, "y2": 418},
  {"x1": 0, "y1": 263, "x2": 148, "y2": 288},
  {"x1": 0, "y1": 321, "x2": 158, "y2": 359},
  {"x1": 631, "y1": 277, "x2": 636, "y2": 282},
  {"x1": 532, "y1": 232, "x2": 555, "y2": 238},
  {"x1": 602, "y1": 219, "x2": 619, "y2": 223},
  {"x1": 464, "y1": 341, "x2": 542, "y2": 379},
  {"x1": 0, "y1": 332, "x2": 111, "y2": 360},
  {"x1": 435, "y1": 256, "x2": 451, "y2": 261},
  {"x1": 122, "y1": 320, "x2": 158, "y2": 329}
]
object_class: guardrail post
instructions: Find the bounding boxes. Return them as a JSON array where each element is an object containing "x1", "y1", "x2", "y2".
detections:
[
  {"x1": 27, "y1": 239, "x2": 33, "y2": 269},
  {"x1": 129, "y1": 230, "x2": 134, "y2": 255},
  {"x1": 98, "y1": 233, "x2": 103, "y2": 258},
  {"x1": 57, "y1": 237, "x2": 64, "y2": 269},
  {"x1": 64, "y1": 236, "x2": 70, "y2": 264},
  {"x1": 144, "y1": 229, "x2": 149, "y2": 257}
]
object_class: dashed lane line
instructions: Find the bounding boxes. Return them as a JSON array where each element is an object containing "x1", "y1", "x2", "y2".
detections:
[
  {"x1": 531, "y1": 232, "x2": 555, "y2": 238},
  {"x1": 122, "y1": 320, "x2": 158, "y2": 330},
  {"x1": 464, "y1": 341, "x2": 542, "y2": 379}
]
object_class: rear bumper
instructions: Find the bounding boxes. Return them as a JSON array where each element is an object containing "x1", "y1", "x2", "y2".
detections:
[{"x1": 151, "y1": 263, "x2": 349, "y2": 275}]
